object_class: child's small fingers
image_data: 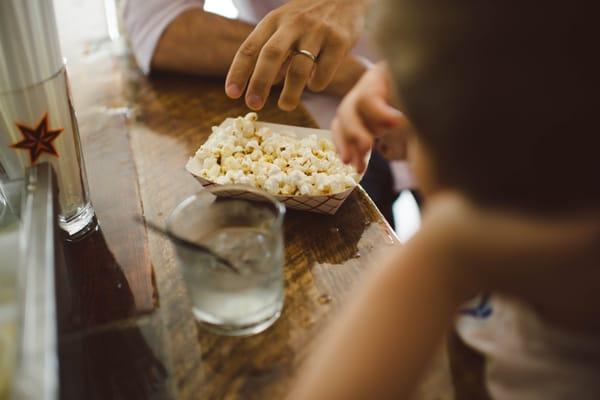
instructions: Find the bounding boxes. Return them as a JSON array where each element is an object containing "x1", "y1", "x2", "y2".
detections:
[
  {"x1": 338, "y1": 109, "x2": 374, "y2": 155},
  {"x1": 356, "y1": 133, "x2": 373, "y2": 155},
  {"x1": 358, "y1": 95, "x2": 404, "y2": 130},
  {"x1": 345, "y1": 143, "x2": 361, "y2": 165},
  {"x1": 344, "y1": 142, "x2": 360, "y2": 169},
  {"x1": 343, "y1": 141, "x2": 367, "y2": 173},
  {"x1": 347, "y1": 145, "x2": 358, "y2": 170},
  {"x1": 353, "y1": 151, "x2": 366, "y2": 174},
  {"x1": 331, "y1": 117, "x2": 351, "y2": 163}
]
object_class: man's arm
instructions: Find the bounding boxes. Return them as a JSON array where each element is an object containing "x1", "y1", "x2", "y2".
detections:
[
  {"x1": 151, "y1": 8, "x2": 366, "y2": 96},
  {"x1": 151, "y1": 8, "x2": 253, "y2": 77},
  {"x1": 225, "y1": 0, "x2": 373, "y2": 110}
]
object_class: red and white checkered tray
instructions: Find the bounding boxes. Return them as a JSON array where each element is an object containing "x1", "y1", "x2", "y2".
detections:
[{"x1": 186, "y1": 119, "x2": 369, "y2": 215}]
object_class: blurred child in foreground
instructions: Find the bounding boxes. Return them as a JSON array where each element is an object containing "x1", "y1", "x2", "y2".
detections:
[{"x1": 289, "y1": 0, "x2": 600, "y2": 398}]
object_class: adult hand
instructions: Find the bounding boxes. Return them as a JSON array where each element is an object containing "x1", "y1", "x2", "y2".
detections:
[
  {"x1": 332, "y1": 61, "x2": 407, "y2": 173},
  {"x1": 225, "y1": 0, "x2": 371, "y2": 111}
]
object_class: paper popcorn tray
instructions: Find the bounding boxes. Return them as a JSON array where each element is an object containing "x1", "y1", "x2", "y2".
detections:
[{"x1": 187, "y1": 119, "x2": 369, "y2": 215}]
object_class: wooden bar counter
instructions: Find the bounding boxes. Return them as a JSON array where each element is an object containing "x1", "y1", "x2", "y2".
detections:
[
  {"x1": 52, "y1": 7, "x2": 484, "y2": 399},
  {"x1": 55, "y1": 47, "x2": 409, "y2": 400}
]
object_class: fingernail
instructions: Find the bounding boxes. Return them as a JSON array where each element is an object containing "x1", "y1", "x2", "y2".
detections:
[
  {"x1": 248, "y1": 94, "x2": 263, "y2": 109},
  {"x1": 278, "y1": 100, "x2": 295, "y2": 112},
  {"x1": 387, "y1": 106, "x2": 403, "y2": 117},
  {"x1": 226, "y1": 84, "x2": 241, "y2": 98}
]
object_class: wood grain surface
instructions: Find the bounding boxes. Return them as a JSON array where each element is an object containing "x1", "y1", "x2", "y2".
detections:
[
  {"x1": 54, "y1": 46, "x2": 411, "y2": 398},
  {"x1": 128, "y1": 70, "x2": 410, "y2": 399},
  {"x1": 52, "y1": 8, "x2": 482, "y2": 398}
]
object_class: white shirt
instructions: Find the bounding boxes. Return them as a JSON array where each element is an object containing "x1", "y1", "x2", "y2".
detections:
[{"x1": 123, "y1": 0, "x2": 414, "y2": 190}]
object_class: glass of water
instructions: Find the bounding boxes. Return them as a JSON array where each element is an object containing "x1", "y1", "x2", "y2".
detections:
[{"x1": 167, "y1": 186, "x2": 286, "y2": 336}]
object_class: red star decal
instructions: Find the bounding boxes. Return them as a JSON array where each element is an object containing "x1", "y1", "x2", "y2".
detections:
[{"x1": 11, "y1": 112, "x2": 64, "y2": 164}]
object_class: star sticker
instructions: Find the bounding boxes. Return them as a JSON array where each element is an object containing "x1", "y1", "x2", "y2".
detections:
[{"x1": 11, "y1": 112, "x2": 64, "y2": 164}]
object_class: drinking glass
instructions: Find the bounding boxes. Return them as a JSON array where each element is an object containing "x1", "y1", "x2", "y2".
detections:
[
  {"x1": 0, "y1": 65, "x2": 95, "y2": 237},
  {"x1": 0, "y1": 178, "x2": 19, "y2": 399},
  {"x1": 167, "y1": 186, "x2": 285, "y2": 336}
]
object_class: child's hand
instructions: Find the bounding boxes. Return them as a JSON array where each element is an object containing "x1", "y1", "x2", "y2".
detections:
[{"x1": 331, "y1": 61, "x2": 406, "y2": 173}]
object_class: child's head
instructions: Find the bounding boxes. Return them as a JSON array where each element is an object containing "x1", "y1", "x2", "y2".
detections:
[{"x1": 375, "y1": 1, "x2": 599, "y2": 214}]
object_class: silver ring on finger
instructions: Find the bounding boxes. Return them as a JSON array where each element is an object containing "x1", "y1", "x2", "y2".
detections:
[{"x1": 296, "y1": 49, "x2": 318, "y2": 62}]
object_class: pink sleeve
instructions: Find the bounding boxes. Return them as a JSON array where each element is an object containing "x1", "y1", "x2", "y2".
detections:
[{"x1": 123, "y1": 0, "x2": 204, "y2": 74}]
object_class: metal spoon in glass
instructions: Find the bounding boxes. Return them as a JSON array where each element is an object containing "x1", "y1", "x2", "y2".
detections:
[{"x1": 135, "y1": 216, "x2": 240, "y2": 274}]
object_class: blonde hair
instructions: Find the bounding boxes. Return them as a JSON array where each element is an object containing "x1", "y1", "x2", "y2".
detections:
[{"x1": 374, "y1": 0, "x2": 599, "y2": 213}]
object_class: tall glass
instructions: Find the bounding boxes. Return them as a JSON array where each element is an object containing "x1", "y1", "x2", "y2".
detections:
[
  {"x1": 167, "y1": 186, "x2": 286, "y2": 336},
  {"x1": 0, "y1": 179, "x2": 19, "y2": 399},
  {"x1": 0, "y1": 65, "x2": 94, "y2": 237}
]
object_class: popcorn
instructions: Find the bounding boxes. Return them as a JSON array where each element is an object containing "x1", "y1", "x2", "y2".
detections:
[
  {"x1": 190, "y1": 112, "x2": 359, "y2": 196},
  {"x1": 206, "y1": 164, "x2": 220, "y2": 179},
  {"x1": 298, "y1": 183, "x2": 313, "y2": 196},
  {"x1": 202, "y1": 156, "x2": 217, "y2": 170},
  {"x1": 222, "y1": 156, "x2": 241, "y2": 171}
]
